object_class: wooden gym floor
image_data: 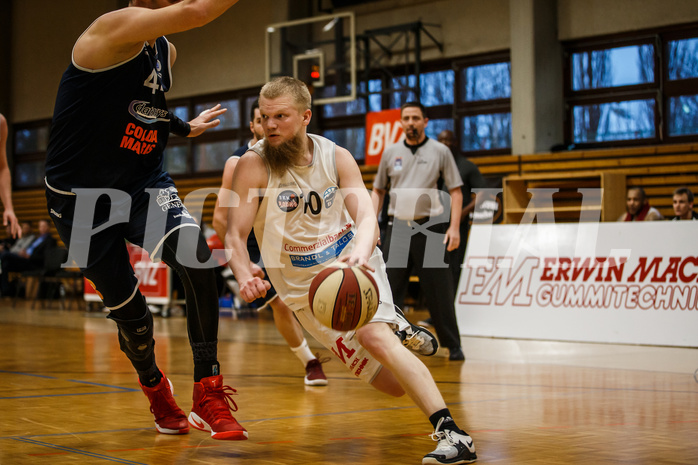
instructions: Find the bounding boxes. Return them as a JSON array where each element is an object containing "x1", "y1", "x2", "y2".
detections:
[{"x1": 0, "y1": 300, "x2": 697, "y2": 465}]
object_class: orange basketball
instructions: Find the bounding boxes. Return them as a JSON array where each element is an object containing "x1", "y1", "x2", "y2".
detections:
[{"x1": 309, "y1": 265, "x2": 380, "y2": 331}]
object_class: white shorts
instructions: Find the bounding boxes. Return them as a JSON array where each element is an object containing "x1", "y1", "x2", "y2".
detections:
[{"x1": 288, "y1": 248, "x2": 407, "y2": 384}]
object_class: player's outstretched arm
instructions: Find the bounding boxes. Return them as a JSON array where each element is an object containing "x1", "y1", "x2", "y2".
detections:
[{"x1": 74, "y1": 0, "x2": 240, "y2": 69}]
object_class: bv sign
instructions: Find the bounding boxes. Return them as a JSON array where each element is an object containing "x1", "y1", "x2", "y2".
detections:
[{"x1": 365, "y1": 109, "x2": 403, "y2": 166}]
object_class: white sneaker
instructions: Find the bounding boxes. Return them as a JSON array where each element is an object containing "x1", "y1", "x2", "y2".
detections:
[
  {"x1": 394, "y1": 306, "x2": 439, "y2": 356},
  {"x1": 422, "y1": 417, "x2": 477, "y2": 464}
]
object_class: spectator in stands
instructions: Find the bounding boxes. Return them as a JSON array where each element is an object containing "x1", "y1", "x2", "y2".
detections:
[
  {"x1": 617, "y1": 186, "x2": 663, "y2": 221},
  {"x1": 671, "y1": 187, "x2": 698, "y2": 221},
  {"x1": 0, "y1": 219, "x2": 56, "y2": 295},
  {"x1": 437, "y1": 129, "x2": 487, "y2": 296},
  {"x1": 0, "y1": 113, "x2": 20, "y2": 238},
  {"x1": 0, "y1": 224, "x2": 15, "y2": 251},
  {"x1": 6, "y1": 221, "x2": 34, "y2": 253}
]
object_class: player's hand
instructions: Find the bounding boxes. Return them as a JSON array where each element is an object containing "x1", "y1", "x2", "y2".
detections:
[
  {"x1": 187, "y1": 104, "x2": 227, "y2": 137},
  {"x1": 3, "y1": 210, "x2": 20, "y2": 238},
  {"x1": 250, "y1": 262, "x2": 265, "y2": 279},
  {"x1": 239, "y1": 276, "x2": 271, "y2": 303},
  {"x1": 337, "y1": 254, "x2": 375, "y2": 272}
]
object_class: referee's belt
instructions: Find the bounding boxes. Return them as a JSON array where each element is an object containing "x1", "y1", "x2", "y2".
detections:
[{"x1": 387, "y1": 216, "x2": 430, "y2": 226}]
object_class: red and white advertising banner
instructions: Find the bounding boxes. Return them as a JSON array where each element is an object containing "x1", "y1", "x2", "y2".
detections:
[
  {"x1": 364, "y1": 108, "x2": 403, "y2": 166},
  {"x1": 84, "y1": 243, "x2": 171, "y2": 305},
  {"x1": 456, "y1": 222, "x2": 698, "y2": 347}
]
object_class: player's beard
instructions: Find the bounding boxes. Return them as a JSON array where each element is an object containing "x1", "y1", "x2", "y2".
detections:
[{"x1": 264, "y1": 132, "x2": 307, "y2": 177}]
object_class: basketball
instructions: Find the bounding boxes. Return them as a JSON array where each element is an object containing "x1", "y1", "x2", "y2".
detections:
[{"x1": 309, "y1": 265, "x2": 380, "y2": 332}]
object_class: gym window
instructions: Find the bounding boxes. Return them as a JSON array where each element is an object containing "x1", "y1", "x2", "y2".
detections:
[
  {"x1": 563, "y1": 23, "x2": 698, "y2": 148},
  {"x1": 12, "y1": 121, "x2": 50, "y2": 188},
  {"x1": 316, "y1": 53, "x2": 513, "y2": 162},
  {"x1": 454, "y1": 52, "x2": 512, "y2": 155}
]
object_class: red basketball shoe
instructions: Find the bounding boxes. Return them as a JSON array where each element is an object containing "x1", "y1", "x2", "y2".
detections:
[
  {"x1": 188, "y1": 375, "x2": 248, "y2": 440},
  {"x1": 139, "y1": 373, "x2": 190, "y2": 435},
  {"x1": 304, "y1": 355, "x2": 330, "y2": 386}
]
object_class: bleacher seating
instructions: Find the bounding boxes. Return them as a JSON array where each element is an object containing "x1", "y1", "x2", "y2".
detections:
[{"x1": 505, "y1": 143, "x2": 698, "y2": 221}]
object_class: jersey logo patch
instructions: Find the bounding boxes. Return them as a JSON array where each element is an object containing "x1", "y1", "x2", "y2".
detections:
[
  {"x1": 129, "y1": 100, "x2": 169, "y2": 124},
  {"x1": 277, "y1": 190, "x2": 300, "y2": 212},
  {"x1": 156, "y1": 187, "x2": 184, "y2": 211},
  {"x1": 288, "y1": 231, "x2": 354, "y2": 268},
  {"x1": 323, "y1": 187, "x2": 338, "y2": 209}
]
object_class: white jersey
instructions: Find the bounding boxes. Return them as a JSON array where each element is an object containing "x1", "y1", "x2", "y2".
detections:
[
  {"x1": 249, "y1": 134, "x2": 403, "y2": 384},
  {"x1": 250, "y1": 134, "x2": 356, "y2": 310}
]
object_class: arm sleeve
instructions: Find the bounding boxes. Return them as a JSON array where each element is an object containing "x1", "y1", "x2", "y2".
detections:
[{"x1": 169, "y1": 112, "x2": 191, "y2": 137}]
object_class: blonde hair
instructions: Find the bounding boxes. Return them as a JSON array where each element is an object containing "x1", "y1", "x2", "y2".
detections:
[{"x1": 260, "y1": 77, "x2": 312, "y2": 111}]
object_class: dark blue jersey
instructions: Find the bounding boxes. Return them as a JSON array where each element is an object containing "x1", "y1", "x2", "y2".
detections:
[{"x1": 46, "y1": 37, "x2": 174, "y2": 193}]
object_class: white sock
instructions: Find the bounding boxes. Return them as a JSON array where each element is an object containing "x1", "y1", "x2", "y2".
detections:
[{"x1": 290, "y1": 339, "x2": 316, "y2": 366}]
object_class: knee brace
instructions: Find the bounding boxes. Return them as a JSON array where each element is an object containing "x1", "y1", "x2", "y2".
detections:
[{"x1": 108, "y1": 302, "x2": 155, "y2": 367}]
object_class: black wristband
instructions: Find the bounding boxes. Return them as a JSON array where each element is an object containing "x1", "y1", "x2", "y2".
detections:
[{"x1": 169, "y1": 112, "x2": 191, "y2": 137}]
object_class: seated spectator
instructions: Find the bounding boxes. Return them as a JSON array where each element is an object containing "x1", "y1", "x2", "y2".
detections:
[
  {"x1": 0, "y1": 221, "x2": 33, "y2": 265},
  {"x1": 0, "y1": 224, "x2": 16, "y2": 252},
  {"x1": 0, "y1": 219, "x2": 56, "y2": 296},
  {"x1": 617, "y1": 187, "x2": 663, "y2": 221},
  {"x1": 6, "y1": 221, "x2": 34, "y2": 253},
  {"x1": 671, "y1": 187, "x2": 698, "y2": 221}
]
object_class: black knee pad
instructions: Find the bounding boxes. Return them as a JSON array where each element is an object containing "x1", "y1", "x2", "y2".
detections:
[{"x1": 108, "y1": 304, "x2": 155, "y2": 364}]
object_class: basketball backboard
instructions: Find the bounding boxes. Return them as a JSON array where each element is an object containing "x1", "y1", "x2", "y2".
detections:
[{"x1": 265, "y1": 12, "x2": 356, "y2": 105}]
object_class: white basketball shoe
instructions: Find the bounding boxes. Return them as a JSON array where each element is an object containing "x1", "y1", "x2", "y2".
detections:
[
  {"x1": 394, "y1": 306, "x2": 439, "y2": 356},
  {"x1": 423, "y1": 417, "x2": 477, "y2": 464}
]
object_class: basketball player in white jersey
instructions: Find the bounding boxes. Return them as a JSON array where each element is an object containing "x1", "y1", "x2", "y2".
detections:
[
  {"x1": 225, "y1": 77, "x2": 477, "y2": 465},
  {"x1": 213, "y1": 101, "x2": 329, "y2": 386}
]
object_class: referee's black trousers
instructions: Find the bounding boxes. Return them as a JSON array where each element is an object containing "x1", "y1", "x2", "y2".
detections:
[{"x1": 381, "y1": 218, "x2": 462, "y2": 351}]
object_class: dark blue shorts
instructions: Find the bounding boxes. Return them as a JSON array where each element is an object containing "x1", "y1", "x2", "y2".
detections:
[{"x1": 46, "y1": 177, "x2": 200, "y2": 308}]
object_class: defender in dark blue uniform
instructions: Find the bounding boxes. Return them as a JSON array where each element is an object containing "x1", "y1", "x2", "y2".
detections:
[{"x1": 44, "y1": 0, "x2": 247, "y2": 441}]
